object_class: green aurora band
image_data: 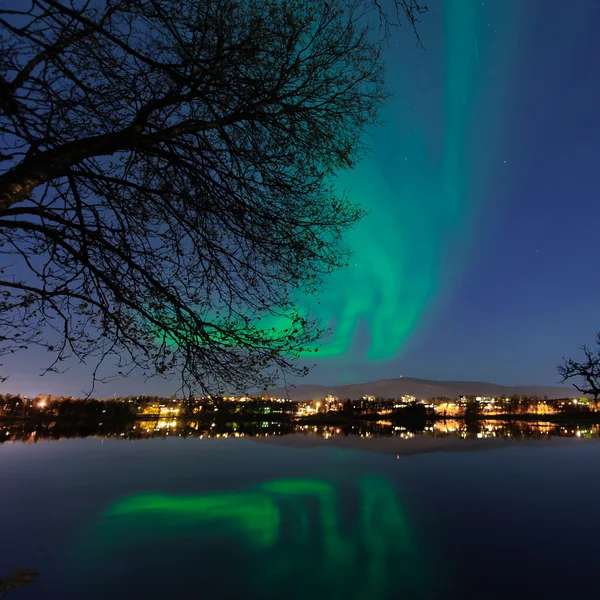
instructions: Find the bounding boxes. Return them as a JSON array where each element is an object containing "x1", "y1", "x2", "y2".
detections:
[
  {"x1": 299, "y1": 2, "x2": 521, "y2": 363},
  {"x1": 80, "y1": 476, "x2": 428, "y2": 599},
  {"x1": 162, "y1": 4, "x2": 522, "y2": 376}
]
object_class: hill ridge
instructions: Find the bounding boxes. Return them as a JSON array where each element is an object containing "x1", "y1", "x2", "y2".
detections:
[{"x1": 265, "y1": 376, "x2": 576, "y2": 401}]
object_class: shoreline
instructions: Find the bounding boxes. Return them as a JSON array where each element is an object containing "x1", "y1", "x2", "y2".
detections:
[{"x1": 1, "y1": 412, "x2": 599, "y2": 426}]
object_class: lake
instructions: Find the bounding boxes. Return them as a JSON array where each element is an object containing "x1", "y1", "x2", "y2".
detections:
[{"x1": 1, "y1": 420, "x2": 599, "y2": 599}]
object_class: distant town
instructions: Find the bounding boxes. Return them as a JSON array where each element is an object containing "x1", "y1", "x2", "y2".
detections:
[{"x1": 0, "y1": 391, "x2": 595, "y2": 424}]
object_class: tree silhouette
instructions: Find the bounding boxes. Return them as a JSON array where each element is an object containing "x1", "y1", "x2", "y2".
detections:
[
  {"x1": 374, "y1": 0, "x2": 427, "y2": 43},
  {"x1": 558, "y1": 333, "x2": 600, "y2": 404},
  {"x1": 463, "y1": 398, "x2": 482, "y2": 422},
  {"x1": 0, "y1": 0, "x2": 398, "y2": 394}
]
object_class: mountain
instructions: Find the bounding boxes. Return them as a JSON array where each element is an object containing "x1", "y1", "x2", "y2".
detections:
[{"x1": 265, "y1": 376, "x2": 577, "y2": 400}]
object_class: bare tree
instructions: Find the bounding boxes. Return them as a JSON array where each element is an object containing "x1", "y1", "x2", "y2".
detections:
[
  {"x1": 0, "y1": 0, "x2": 398, "y2": 395},
  {"x1": 374, "y1": 0, "x2": 427, "y2": 44},
  {"x1": 558, "y1": 333, "x2": 600, "y2": 404}
]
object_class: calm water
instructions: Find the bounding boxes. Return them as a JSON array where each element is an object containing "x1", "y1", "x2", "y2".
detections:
[{"x1": 2, "y1": 422, "x2": 600, "y2": 599}]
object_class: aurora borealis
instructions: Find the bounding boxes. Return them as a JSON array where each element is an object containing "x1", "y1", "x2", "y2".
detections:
[
  {"x1": 309, "y1": 1, "x2": 521, "y2": 362},
  {"x1": 299, "y1": 0, "x2": 600, "y2": 386}
]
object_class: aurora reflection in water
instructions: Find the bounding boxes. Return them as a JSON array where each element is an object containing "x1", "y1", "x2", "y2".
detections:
[{"x1": 82, "y1": 476, "x2": 426, "y2": 599}]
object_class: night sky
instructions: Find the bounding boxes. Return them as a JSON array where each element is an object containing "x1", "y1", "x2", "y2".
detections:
[{"x1": 2, "y1": 0, "x2": 600, "y2": 397}]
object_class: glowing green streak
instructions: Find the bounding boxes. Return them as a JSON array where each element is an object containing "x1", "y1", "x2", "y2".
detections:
[
  {"x1": 295, "y1": 4, "x2": 521, "y2": 364},
  {"x1": 81, "y1": 477, "x2": 428, "y2": 599},
  {"x1": 358, "y1": 476, "x2": 414, "y2": 596},
  {"x1": 107, "y1": 492, "x2": 281, "y2": 547},
  {"x1": 158, "y1": 6, "x2": 524, "y2": 376},
  {"x1": 261, "y1": 479, "x2": 352, "y2": 565},
  {"x1": 161, "y1": 6, "x2": 522, "y2": 374}
]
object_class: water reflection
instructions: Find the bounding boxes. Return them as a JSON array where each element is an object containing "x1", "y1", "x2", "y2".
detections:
[
  {"x1": 1, "y1": 418, "x2": 598, "y2": 445},
  {"x1": 81, "y1": 476, "x2": 425, "y2": 600},
  {"x1": 3, "y1": 419, "x2": 600, "y2": 600}
]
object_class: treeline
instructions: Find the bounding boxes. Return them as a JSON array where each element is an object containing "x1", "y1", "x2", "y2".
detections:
[
  {"x1": 0, "y1": 392, "x2": 593, "y2": 422},
  {"x1": 0, "y1": 394, "x2": 297, "y2": 421},
  {"x1": 0, "y1": 395, "x2": 136, "y2": 419}
]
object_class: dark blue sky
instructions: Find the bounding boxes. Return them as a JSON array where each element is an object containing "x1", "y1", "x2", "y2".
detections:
[
  {"x1": 2, "y1": 0, "x2": 599, "y2": 397},
  {"x1": 293, "y1": 0, "x2": 600, "y2": 388}
]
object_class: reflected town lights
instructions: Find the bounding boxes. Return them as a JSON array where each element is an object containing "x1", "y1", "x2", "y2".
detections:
[{"x1": 1, "y1": 417, "x2": 599, "y2": 446}]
